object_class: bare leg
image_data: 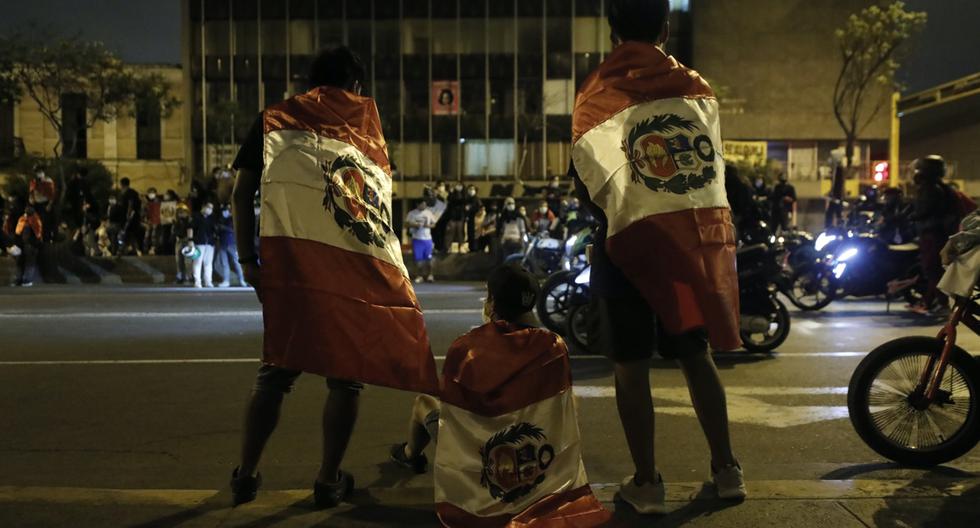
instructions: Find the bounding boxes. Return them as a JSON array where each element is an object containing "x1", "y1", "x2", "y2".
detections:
[
  {"x1": 316, "y1": 387, "x2": 360, "y2": 483},
  {"x1": 405, "y1": 394, "x2": 439, "y2": 457},
  {"x1": 677, "y1": 353, "x2": 737, "y2": 468},
  {"x1": 239, "y1": 390, "x2": 285, "y2": 477},
  {"x1": 613, "y1": 359, "x2": 657, "y2": 484}
]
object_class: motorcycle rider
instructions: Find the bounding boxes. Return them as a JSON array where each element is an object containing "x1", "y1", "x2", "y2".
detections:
[{"x1": 910, "y1": 155, "x2": 956, "y2": 315}]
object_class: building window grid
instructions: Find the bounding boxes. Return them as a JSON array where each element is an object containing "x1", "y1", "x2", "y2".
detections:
[{"x1": 193, "y1": 0, "x2": 614, "y2": 182}]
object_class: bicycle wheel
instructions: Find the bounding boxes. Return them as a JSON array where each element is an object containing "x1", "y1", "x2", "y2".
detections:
[{"x1": 848, "y1": 336, "x2": 980, "y2": 466}]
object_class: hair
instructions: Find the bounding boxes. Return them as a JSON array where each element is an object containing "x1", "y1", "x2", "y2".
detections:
[
  {"x1": 607, "y1": 0, "x2": 671, "y2": 43},
  {"x1": 487, "y1": 265, "x2": 539, "y2": 322},
  {"x1": 309, "y1": 46, "x2": 366, "y2": 90},
  {"x1": 914, "y1": 155, "x2": 946, "y2": 182},
  {"x1": 120, "y1": 177, "x2": 131, "y2": 187}
]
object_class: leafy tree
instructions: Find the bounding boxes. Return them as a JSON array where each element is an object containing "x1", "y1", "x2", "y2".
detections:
[
  {"x1": 833, "y1": 1, "x2": 926, "y2": 168},
  {"x1": 0, "y1": 29, "x2": 180, "y2": 180}
]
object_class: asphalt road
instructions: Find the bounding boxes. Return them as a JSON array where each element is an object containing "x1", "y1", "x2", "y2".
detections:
[{"x1": 1, "y1": 283, "x2": 979, "y2": 527}]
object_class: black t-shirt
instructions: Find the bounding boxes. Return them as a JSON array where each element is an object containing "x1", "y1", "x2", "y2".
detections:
[
  {"x1": 191, "y1": 213, "x2": 216, "y2": 245},
  {"x1": 122, "y1": 188, "x2": 141, "y2": 218},
  {"x1": 233, "y1": 115, "x2": 265, "y2": 174}
]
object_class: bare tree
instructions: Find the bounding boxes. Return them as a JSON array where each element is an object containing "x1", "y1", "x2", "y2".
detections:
[{"x1": 833, "y1": 1, "x2": 926, "y2": 168}]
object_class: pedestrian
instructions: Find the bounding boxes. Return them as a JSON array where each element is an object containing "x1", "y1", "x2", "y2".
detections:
[
  {"x1": 227, "y1": 46, "x2": 437, "y2": 508},
  {"x1": 75, "y1": 198, "x2": 102, "y2": 257},
  {"x1": 28, "y1": 164, "x2": 56, "y2": 242},
  {"x1": 173, "y1": 203, "x2": 192, "y2": 284},
  {"x1": 498, "y1": 197, "x2": 527, "y2": 257},
  {"x1": 389, "y1": 265, "x2": 611, "y2": 527},
  {"x1": 463, "y1": 185, "x2": 482, "y2": 252},
  {"x1": 105, "y1": 193, "x2": 127, "y2": 256},
  {"x1": 770, "y1": 171, "x2": 796, "y2": 232},
  {"x1": 143, "y1": 187, "x2": 162, "y2": 255},
  {"x1": 546, "y1": 175, "x2": 564, "y2": 215},
  {"x1": 406, "y1": 200, "x2": 437, "y2": 283},
  {"x1": 215, "y1": 204, "x2": 245, "y2": 287},
  {"x1": 530, "y1": 200, "x2": 558, "y2": 235},
  {"x1": 64, "y1": 166, "x2": 93, "y2": 233},
  {"x1": 188, "y1": 202, "x2": 217, "y2": 288},
  {"x1": 215, "y1": 164, "x2": 235, "y2": 205},
  {"x1": 825, "y1": 164, "x2": 845, "y2": 229},
  {"x1": 12, "y1": 203, "x2": 44, "y2": 287},
  {"x1": 570, "y1": 0, "x2": 744, "y2": 513},
  {"x1": 477, "y1": 204, "x2": 498, "y2": 254},
  {"x1": 470, "y1": 204, "x2": 488, "y2": 253},
  {"x1": 724, "y1": 164, "x2": 764, "y2": 240},
  {"x1": 118, "y1": 178, "x2": 144, "y2": 255},
  {"x1": 909, "y1": 155, "x2": 960, "y2": 315},
  {"x1": 444, "y1": 183, "x2": 468, "y2": 253},
  {"x1": 159, "y1": 190, "x2": 179, "y2": 254}
]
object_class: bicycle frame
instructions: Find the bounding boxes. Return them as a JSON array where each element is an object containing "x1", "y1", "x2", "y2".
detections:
[{"x1": 918, "y1": 298, "x2": 980, "y2": 403}]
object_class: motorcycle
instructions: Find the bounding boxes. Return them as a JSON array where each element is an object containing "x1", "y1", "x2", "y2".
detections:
[
  {"x1": 536, "y1": 228, "x2": 594, "y2": 334},
  {"x1": 848, "y1": 293, "x2": 980, "y2": 466},
  {"x1": 504, "y1": 232, "x2": 565, "y2": 279},
  {"x1": 563, "y1": 244, "x2": 792, "y2": 354}
]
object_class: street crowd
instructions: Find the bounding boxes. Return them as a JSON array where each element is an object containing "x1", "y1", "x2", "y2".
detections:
[{"x1": 0, "y1": 164, "x2": 251, "y2": 288}]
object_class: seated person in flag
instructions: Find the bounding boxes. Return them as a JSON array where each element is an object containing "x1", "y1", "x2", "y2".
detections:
[{"x1": 389, "y1": 265, "x2": 610, "y2": 526}]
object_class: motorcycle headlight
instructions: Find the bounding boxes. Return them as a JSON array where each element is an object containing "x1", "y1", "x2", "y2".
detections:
[
  {"x1": 815, "y1": 232, "x2": 837, "y2": 252},
  {"x1": 837, "y1": 247, "x2": 858, "y2": 262},
  {"x1": 833, "y1": 262, "x2": 847, "y2": 279},
  {"x1": 574, "y1": 267, "x2": 591, "y2": 285},
  {"x1": 565, "y1": 235, "x2": 578, "y2": 252}
]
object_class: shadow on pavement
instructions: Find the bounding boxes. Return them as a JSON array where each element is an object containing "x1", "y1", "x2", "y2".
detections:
[
  {"x1": 610, "y1": 483, "x2": 742, "y2": 527},
  {"x1": 126, "y1": 491, "x2": 229, "y2": 528},
  {"x1": 822, "y1": 462, "x2": 976, "y2": 480},
  {"x1": 874, "y1": 473, "x2": 980, "y2": 528}
]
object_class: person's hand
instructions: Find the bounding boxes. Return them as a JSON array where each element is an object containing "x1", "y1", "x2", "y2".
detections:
[
  {"x1": 243, "y1": 262, "x2": 263, "y2": 302},
  {"x1": 941, "y1": 240, "x2": 957, "y2": 266}
]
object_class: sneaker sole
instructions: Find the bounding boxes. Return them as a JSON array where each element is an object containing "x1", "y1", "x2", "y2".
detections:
[{"x1": 614, "y1": 492, "x2": 668, "y2": 515}]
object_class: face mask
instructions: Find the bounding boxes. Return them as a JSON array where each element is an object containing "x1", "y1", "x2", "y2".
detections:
[
  {"x1": 222, "y1": 210, "x2": 231, "y2": 218},
  {"x1": 505, "y1": 205, "x2": 516, "y2": 212},
  {"x1": 203, "y1": 208, "x2": 213, "y2": 216},
  {"x1": 35, "y1": 172, "x2": 44, "y2": 179},
  {"x1": 539, "y1": 207, "x2": 549, "y2": 214},
  {"x1": 147, "y1": 193, "x2": 157, "y2": 200},
  {"x1": 468, "y1": 190, "x2": 476, "y2": 197},
  {"x1": 455, "y1": 186, "x2": 464, "y2": 192},
  {"x1": 109, "y1": 199, "x2": 117, "y2": 205}
]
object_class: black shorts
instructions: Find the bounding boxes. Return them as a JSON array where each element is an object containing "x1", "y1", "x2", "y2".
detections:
[
  {"x1": 253, "y1": 364, "x2": 365, "y2": 394},
  {"x1": 595, "y1": 295, "x2": 708, "y2": 362}
]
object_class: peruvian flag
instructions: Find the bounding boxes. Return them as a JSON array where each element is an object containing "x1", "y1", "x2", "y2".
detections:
[
  {"x1": 571, "y1": 42, "x2": 741, "y2": 351},
  {"x1": 434, "y1": 322, "x2": 611, "y2": 527},
  {"x1": 259, "y1": 86, "x2": 438, "y2": 394}
]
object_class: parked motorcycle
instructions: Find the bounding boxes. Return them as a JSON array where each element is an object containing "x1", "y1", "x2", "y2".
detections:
[
  {"x1": 536, "y1": 228, "x2": 594, "y2": 334},
  {"x1": 564, "y1": 244, "x2": 792, "y2": 354},
  {"x1": 504, "y1": 233, "x2": 565, "y2": 278}
]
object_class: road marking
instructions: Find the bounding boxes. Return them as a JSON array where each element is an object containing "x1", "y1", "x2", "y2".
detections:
[{"x1": 0, "y1": 309, "x2": 481, "y2": 319}]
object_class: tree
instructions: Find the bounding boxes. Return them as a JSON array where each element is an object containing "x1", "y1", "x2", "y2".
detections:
[
  {"x1": 0, "y1": 29, "x2": 180, "y2": 173},
  {"x1": 833, "y1": 1, "x2": 926, "y2": 168}
]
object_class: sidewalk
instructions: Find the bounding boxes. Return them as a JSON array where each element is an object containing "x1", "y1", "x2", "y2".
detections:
[{"x1": 2, "y1": 478, "x2": 978, "y2": 527}]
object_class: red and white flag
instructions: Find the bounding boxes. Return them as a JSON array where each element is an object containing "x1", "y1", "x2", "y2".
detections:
[
  {"x1": 571, "y1": 42, "x2": 741, "y2": 351},
  {"x1": 435, "y1": 322, "x2": 611, "y2": 527},
  {"x1": 258, "y1": 86, "x2": 439, "y2": 394}
]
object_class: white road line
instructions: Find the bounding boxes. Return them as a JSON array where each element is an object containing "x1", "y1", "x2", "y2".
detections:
[
  {"x1": 0, "y1": 309, "x2": 481, "y2": 319},
  {"x1": 573, "y1": 386, "x2": 848, "y2": 397}
]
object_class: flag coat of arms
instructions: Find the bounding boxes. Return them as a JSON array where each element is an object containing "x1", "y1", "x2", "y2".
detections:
[
  {"x1": 258, "y1": 86, "x2": 438, "y2": 394},
  {"x1": 571, "y1": 42, "x2": 741, "y2": 351},
  {"x1": 434, "y1": 322, "x2": 611, "y2": 527}
]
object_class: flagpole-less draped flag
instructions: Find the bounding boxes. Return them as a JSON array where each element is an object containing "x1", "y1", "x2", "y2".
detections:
[
  {"x1": 258, "y1": 86, "x2": 439, "y2": 394},
  {"x1": 434, "y1": 323, "x2": 611, "y2": 527},
  {"x1": 571, "y1": 42, "x2": 741, "y2": 351}
]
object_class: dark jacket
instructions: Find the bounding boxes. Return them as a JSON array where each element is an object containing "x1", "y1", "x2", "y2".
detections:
[
  {"x1": 911, "y1": 182, "x2": 955, "y2": 236},
  {"x1": 191, "y1": 213, "x2": 217, "y2": 245}
]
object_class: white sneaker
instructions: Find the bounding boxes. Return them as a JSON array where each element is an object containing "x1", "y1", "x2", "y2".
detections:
[
  {"x1": 414, "y1": 276, "x2": 424, "y2": 284},
  {"x1": 617, "y1": 474, "x2": 667, "y2": 515},
  {"x1": 712, "y1": 463, "x2": 747, "y2": 500}
]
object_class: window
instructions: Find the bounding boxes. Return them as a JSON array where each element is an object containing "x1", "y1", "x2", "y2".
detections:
[
  {"x1": 136, "y1": 99, "x2": 162, "y2": 160},
  {"x1": 61, "y1": 93, "x2": 87, "y2": 159}
]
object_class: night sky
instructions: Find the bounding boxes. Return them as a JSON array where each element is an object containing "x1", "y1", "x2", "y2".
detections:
[{"x1": 0, "y1": 0, "x2": 977, "y2": 92}]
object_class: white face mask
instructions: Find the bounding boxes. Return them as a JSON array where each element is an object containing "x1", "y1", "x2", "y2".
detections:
[
  {"x1": 222, "y1": 210, "x2": 231, "y2": 218},
  {"x1": 147, "y1": 193, "x2": 157, "y2": 200},
  {"x1": 203, "y1": 208, "x2": 213, "y2": 216},
  {"x1": 468, "y1": 190, "x2": 476, "y2": 197},
  {"x1": 539, "y1": 207, "x2": 549, "y2": 214},
  {"x1": 505, "y1": 204, "x2": 516, "y2": 212}
]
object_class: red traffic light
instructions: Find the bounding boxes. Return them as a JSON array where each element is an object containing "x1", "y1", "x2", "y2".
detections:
[{"x1": 872, "y1": 161, "x2": 889, "y2": 183}]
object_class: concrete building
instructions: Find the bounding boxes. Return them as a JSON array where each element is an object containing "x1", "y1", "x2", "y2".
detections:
[{"x1": 0, "y1": 65, "x2": 190, "y2": 193}]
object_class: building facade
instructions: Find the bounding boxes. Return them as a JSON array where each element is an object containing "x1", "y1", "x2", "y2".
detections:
[{"x1": 0, "y1": 65, "x2": 189, "y2": 193}]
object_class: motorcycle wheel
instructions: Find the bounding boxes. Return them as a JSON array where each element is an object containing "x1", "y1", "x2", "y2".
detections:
[
  {"x1": 566, "y1": 303, "x2": 599, "y2": 355},
  {"x1": 847, "y1": 336, "x2": 980, "y2": 466},
  {"x1": 788, "y1": 267, "x2": 835, "y2": 311},
  {"x1": 537, "y1": 270, "x2": 578, "y2": 335},
  {"x1": 740, "y1": 297, "x2": 791, "y2": 352}
]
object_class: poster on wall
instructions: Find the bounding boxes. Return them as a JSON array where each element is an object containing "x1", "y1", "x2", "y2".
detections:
[{"x1": 431, "y1": 81, "x2": 460, "y2": 116}]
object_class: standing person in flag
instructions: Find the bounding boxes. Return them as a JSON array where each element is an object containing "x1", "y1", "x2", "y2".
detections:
[
  {"x1": 570, "y1": 0, "x2": 745, "y2": 514},
  {"x1": 390, "y1": 265, "x2": 610, "y2": 527},
  {"x1": 229, "y1": 47, "x2": 438, "y2": 508}
]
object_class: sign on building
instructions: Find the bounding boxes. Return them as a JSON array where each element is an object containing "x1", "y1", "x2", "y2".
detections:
[{"x1": 723, "y1": 140, "x2": 767, "y2": 166}]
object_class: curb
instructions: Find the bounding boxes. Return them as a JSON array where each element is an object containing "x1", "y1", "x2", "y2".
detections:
[{"x1": 78, "y1": 258, "x2": 123, "y2": 285}]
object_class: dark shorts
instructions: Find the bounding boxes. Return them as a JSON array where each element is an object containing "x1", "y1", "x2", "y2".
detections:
[
  {"x1": 596, "y1": 295, "x2": 709, "y2": 362},
  {"x1": 253, "y1": 364, "x2": 365, "y2": 394}
]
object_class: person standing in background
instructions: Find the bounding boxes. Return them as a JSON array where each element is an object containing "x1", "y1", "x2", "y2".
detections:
[
  {"x1": 770, "y1": 172, "x2": 797, "y2": 232},
  {"x1": 406, "y1": 200, "x2": 437, "y2": 283},
  {"x1": 119, "y1": 178, "x2": 144, "y2": 255},
  {"x1": 443, "y1": 183, "x2": 467, "y2": 253},
  {"x1": 29, "y1": 165, "x2": 57, "y2": 242},
  {"x1": 188, "y1": 202, "x2": 217, "y2": 288},
  {"x1": 143, "y1": 187, "x2": 162, "y2": 255},
  {"x1": 498, "y1": 197, "x2": 527, "y2": 257},
  {"x1": 215, "y1": 204, "x2": 245, "y2": 287},
  {"x1": 12, "y1": 204, "x2": 44, "y2": 287},
  {"x1": 464, "y1": 185, "x2": 482, "y2": 253},
  {"x1": 173, "y1": 204, "x2": 193, "y2": 284},
  {"x1": 64, "y1": 166, "x2": 93, "y2": 235},
  {"x1": 159, "y1": 190, "x2": 179, "y2": 254}
]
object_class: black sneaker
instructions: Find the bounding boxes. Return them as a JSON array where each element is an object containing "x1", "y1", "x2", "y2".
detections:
[
  {"x1": 314, "y1": 470, "x2": 354, "y2": 508},
  {"x1": 389, "y1": 442, "x2": 428, "y2": 474},
  {"x1": 230, "y1": 467, "x2": 262, "y2": 506}
]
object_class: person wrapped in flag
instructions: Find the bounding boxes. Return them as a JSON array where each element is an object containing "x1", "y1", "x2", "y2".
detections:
[
  {"x1": 569, "y1": 0, "x2": 746, "y2": 514},
  {"x1": 389, "y1": 265, "x2": 611, "y2": 527},
  {"x1": 228, "y1": 47, "x2": 438, "y2": 508}
]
